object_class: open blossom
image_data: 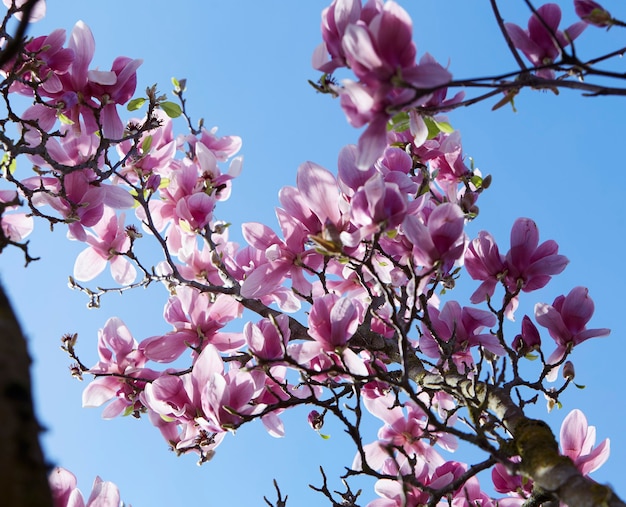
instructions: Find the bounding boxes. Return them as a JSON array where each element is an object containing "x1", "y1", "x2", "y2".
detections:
[
  {"x1": 402, "y1": 202, "x2": 466, "y2": 271},
  {"x1": 82, "y1": 317, "x2": 153, "y2": 419},
  {"x1": 140, "y1": 285, "x2": 243, "y2": 362},
  {"x1": 465, "y1": 218, "x2": 568, "y2": 314},
  {"x1": 2, "y1": 0, "x2": 46, "y2": 21},
  {"x1": 535, "y1": 286, "x2": 610, "y2": 374},
  {"x1": 419, "y1": 301, "x2": 503, "y2": 372},
  {"x1": 314, "y1": 0, "x2": 451, "y2": 168},
  {"x1": 3, "y1": 28, "x2": 74, "y2": 96},
  {"x1": 49, "y1": 467, "x2": 123, "y2": 507},
  {"x1": 17, "y1": 20, "x2": 141, "y2": 139},
  {"x1": 245, "y1": 314, "x2": 290, "y2": 361},
  {"x1": 560, "y1": 408, "x2": 610, "y2": 475},
  {"x1": 0, "y1": 190, "x2": 33, "y2": 242},
  {"x1": 505, "y1": 4, "x2": 586, "y2": 79},
  {"x1": 73, "y1": 207, "x2": 137, "y2": 285},
  {"x1": 356, "y1": 392, "x2": 455, "y2": 476}
]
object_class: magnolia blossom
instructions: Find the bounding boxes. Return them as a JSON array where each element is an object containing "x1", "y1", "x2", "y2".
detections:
[
  {"x1": 0, "y1": 190, "x2": 33, "y2": 242},
  {"x1": 81, "y1": 317, "x2": 154, "y2": 419},
  {"x1": 560, "y1": 408, "x2": 610, "y2": 475},
  {"x1": 535, "y1": 286, "x2": 610, "y2": 378},
  {"x1": 465, "y1": 218, "x2": 568, "y2": 319},
  {"x1": 73, "y1": 207, "x2": 137, "y2": 285},
  {"x1": 402, "y1": 203, "x2": 466, "y2": 271},
  {"x1": 314, "y1": 0, "x2": 451, "y2": 168},
  {"x1": 2, "y1": 0, "x2": 46, "y2": 21},
  {"x1": 49, "y1": 467, "x2": 123, "y2": 507},
  {"x1": 505, "y1": 4, "x2": 586, "y2": 79}
]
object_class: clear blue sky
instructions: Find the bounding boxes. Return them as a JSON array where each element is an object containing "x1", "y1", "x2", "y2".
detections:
[{"x1": 1, "y1": 1, "x2": 624, "y2": 504}]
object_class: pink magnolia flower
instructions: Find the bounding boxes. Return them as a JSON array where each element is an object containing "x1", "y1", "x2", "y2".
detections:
[
  {"x1": 560, "y1": 408, "x2": 610, "y2": 475},
  {"x1": 368, "y1": 475, "x2": 429, "y2": 507},
  {"x1": 464, "y1": 230, "x2": 506, "y2": 304},
  {"x1": 191, "y1": 344, "x2": 267, "y2": 432},
  {"x1": 315, "y1": 1, "x2": 451, "y2": 168},
  {"x1": 245, "y1": 314, "x2": 290, "y2": 361},
  {"x1": 466, "y1": 218, "x2": 569, "y2": 313},
  {"x1": 73, "y1": 207, "x2": 137, "y2": 285},
  {"x1": 0, "y1": 190, "x2": 33, "y2": 242},
  {"x1": 535, "y1": 286, "x2": 610, "y2": 373},
  {"x1": 492, "y1": 456, "x2": 531, "y2": 497},
  {"x1": 2, "y1": 0, "x2": 46, "y2": 22},
  {"x1": 308, "y1": 293, "x2": 360, "y2": 350},
  {"x1": 82, "y1": 317, "x2": 153, "y2": 419},
  {"x1": 419, "y1": 301, "x2": 503, "y2": 372},
  {"x1": 20, "y1": 21, "x2": 141, "y2": 139},
  {"x1": 505, "y1": 4, "x2": 586, "y2": 79},
  {"x1": 117, "y1": 110, "x2": 177, "y2": 180},
  {"x1": 140, "y1": 286, "x2": 243, "y2": 362},
  {"x1": 451, "y1": 476, "x2": 496, "y2": 507},
  {"x1": 356, "y1": 392, "x2": 453, "y2": 475},
  {"x1": 512, "y1": 315, "x2": 541, "y2": 355},
  {"x1": 402, "y1": 203, "x2": 466, "y2": 271},
  {"x1": 505, "y1": 218, "x2": 569, "y2": 294},
  {"x1": 342, "y1": 173, "x2": 408, "y2": 246},
  {"x1": 3, "y1": 28, "x2": 74, "y2": 96},
  {"x1": 313, "y1": 0, "x2": 363, "y2": 73},
  {"x1": 49, "y1": 467, "x2": 123, "y2": 507},
  {"x1": 288, "y1": 293, "x2": 369, "y2": 378},
  {"x1": 21, "y1": 167, "x2": 134, "y2": 241}
]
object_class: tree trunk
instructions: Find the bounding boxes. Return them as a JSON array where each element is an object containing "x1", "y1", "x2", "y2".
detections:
[{"x1": 0, "y1": 284, "x2": 53, "y2": 506}]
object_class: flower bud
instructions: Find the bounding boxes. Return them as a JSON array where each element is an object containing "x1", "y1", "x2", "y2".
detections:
[
  {"x1": 308, "y1": 410, "x2": 324, "y2": 431},
  {"x1": 512, "y1": 315, "x2": 541, "y2": 355},
  {"x1": 563, "y1": 361, "x2": 575, "y2": 380},
  {"x1": 574, "y1": 0, "x2": 612, "y2": 27}
]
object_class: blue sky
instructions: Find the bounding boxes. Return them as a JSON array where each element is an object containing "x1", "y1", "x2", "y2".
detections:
[{"x1": 1, "y1": 1, "x2": 625, "y2": 505}]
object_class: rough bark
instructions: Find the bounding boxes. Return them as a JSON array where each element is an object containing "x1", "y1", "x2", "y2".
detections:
[
  {"x1": 0, "y1": 284, "x2": 53, "y2": 506},
  {"x1": 351, "y1": 325, "x2": 626, "y2": 507},
  {"x1": 422, "y1": 369, "x2": 626, "y2": 507}
]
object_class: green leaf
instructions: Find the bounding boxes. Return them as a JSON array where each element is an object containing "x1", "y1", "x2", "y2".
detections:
[
  {"x1": 574, "y1": 383, "x2": 586, "y2": 389},
  {"x1": 433, "y1": 119, "x2": 454, "y2": 133},
  {"x1": 319, "y1": 433, "x2": 331, "y2": 440},
  {"x1": 171, "y1": 77, "x2": 187, "y2": 93},
  {"x1": 388, "y1": 111, "x2": 410, "y2": 132},
  {"x1": 142, "y1": 135, "x2": 153, "y2": 154},
  {"x1": 470, "y1": 175, "x2": 483, "y2": 188},
  {"x1": 160, "y1": 101, "x2": 182, "y2": 118},
  {"x1": 122, "y1": 405, "x2": 135, "y2": 417},
  {"x1": 57, "y1": 112, "x2": 74, "y2": 125},
  {"x1": 127, "y1": 97, "x2": 146, "y2": 111},
  {"x1": 1, "y1": 153, "x2": 16, "y2": 175},
  {"x1": 423, "y1": 116, "x2": 454, "y2": 139},
  {"x1": 524, "y1": 353, "x2": 539, "y2": 361}
]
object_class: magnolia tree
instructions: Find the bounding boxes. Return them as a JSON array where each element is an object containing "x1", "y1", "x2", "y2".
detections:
[{"x1": 0, "y1": 0, "x2": 624, "y2": 505}]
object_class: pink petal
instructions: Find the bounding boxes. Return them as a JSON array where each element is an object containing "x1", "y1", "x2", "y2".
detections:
[
  {"x1": 560, "y1": 408, "x2": 587, "y2": 458},
  {"x1": 109, "y1": 256, "x2": 137, "y2": 285},
  {"x1": 74, "y1": 247, "x2": 107, "y2": 281}
]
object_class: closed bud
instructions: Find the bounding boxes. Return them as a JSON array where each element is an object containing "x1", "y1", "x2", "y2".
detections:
[
  {"x1": 563, "y1": 361, "x2": 575, "y2": 380},
  {"x1": 574, "y1": 0, "x2": 612, "y2": 27},
  {"x1": 308, "y1": 410, "x2": 324, "y2": 431}
]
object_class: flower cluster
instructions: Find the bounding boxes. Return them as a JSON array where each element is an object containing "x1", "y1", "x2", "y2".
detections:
[
  {"x1": 313, "y1": 0, "x2": 458, "y2": 167},
  {"x1": 0, "y1": 1, "x2": 615, "y2": 505}
]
